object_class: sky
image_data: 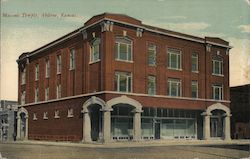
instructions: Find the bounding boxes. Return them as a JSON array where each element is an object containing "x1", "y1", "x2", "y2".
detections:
[{"x1": 0, "y1": 0, "x2": 250, "y2": 100}]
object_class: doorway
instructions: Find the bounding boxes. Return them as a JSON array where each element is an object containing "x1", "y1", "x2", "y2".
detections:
[
  {"x1": 89, "y1": 104, "x2": 102, "y2": 141},
  {"x1": 154, "y1": 122, "x2": 161, "y2": 139}
]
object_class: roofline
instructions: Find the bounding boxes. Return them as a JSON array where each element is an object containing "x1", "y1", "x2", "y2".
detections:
[{"x1": 17, "y1": 16, "x2": 232, "y2": 62}]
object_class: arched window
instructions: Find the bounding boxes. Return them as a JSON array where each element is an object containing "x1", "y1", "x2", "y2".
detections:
[{"x1": 115, "y1": 37, "x2": 132, "y2": 62}]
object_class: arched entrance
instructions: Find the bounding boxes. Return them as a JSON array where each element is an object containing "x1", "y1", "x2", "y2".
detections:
[
  {"x1": 82, "y1": 96, "x2": 106, "y2": 142},
  {"x1": 16, "y1": 107, "x2": 28, "y2": 140},
  {"x1": 107, "y1": 95, "x2": 143, "y2": 141},
  {"x1": 202, "y1": 103, "x2": 231, "y2": 140}
]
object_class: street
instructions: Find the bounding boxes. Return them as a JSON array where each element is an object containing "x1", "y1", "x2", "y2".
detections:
[{"x1": 0, "y1": 142, "x2": 249, "y2": 159}]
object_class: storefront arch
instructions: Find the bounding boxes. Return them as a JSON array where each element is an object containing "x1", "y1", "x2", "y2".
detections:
[
  {"x1": 82, "y1": 96, "x2": 106, "y2": 142},
  {"x1": 16, "y1": 107, "x2": 28, "y2": 140},
  {"x1": 107, "y1": 95, "x2": 143, "y2": 141},
  {"x1": 202, "y1": 103, "x2": 231, "y2": 140}
]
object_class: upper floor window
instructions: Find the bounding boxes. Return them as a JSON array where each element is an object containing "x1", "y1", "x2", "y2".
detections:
[
  {"x1": 168, "y1": 48, "x2": 181, "y2": 70},
  {"x1": 90, "y1": 38, "x2": 100, "y2": 63},
  {"x1": 191, "y1": 53, "x2": 198, "y2": 72},
  {"x1": 45, "y1": 87, "x2": 49, "y2": 101},
  {"x1": 148, "y1": 76, "x2": 156, "y2": 95},
  {"x1": 212, "y1": 84, "x2": 223, "y2": 100},
  {"x1": 148, "y1": 44, "x2": 156, "y2": 66},
  {"x1": 57, "y1": 54, "x2": 61, "y2": 74},
  {"x1": 35, "y1": 64, "x2": 39, "y2": 81},
  {"x1": 69, "y1": 48, "x2": 75, "y2": 70},
  {"x1": 35, "y1": 88, "x2": 39, "y2": 102},
  {"x1": 21, "y1": 91, "x2": 26, "y2": 105},
  {"x1": 115, "y1": 37, "x2": 132, "y2": 62},
  {"x1": 45, "y1": 59, "x2": 50, "y2": 78},
  {"x1": 191, "y1": 80, "x2": 198, "y2": 98},
  {"x1": 115, "y1": 71, "x2": 132, "y2": 92},
  {"x1": 212, "y1": 58, "x2": 223, "y2": 76},
  {"x1": 56, "y1": 84, "x2": 61, "y2": 99},
  {"x1": 21, "y1": 68, "x2": 26, "y2": 85},
  {"x1": 168, "y1": 78, "x2": 181, "y2": 97}
]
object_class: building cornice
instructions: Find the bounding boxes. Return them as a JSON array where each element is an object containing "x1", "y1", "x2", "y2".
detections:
[
  {"x1": 18, "y1": 91, "x2": 230, "y2": 108},
  {"x1": 17, "y1": 15, "x2": 232, "y2": 63}
]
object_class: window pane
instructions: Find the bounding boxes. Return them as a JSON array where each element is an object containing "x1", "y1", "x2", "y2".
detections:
[{"x1": 119, "y1": 43, "x2": 127, "y2": 60}]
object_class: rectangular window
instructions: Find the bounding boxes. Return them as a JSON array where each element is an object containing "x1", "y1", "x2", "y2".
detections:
[
  {"x1": 148, "y1": 76, "x2": 156, "y2": 95},
  {"x1": 212, "y1": 84, "x2": 223, "y2": 100},
  {"x1": 115, "y1": 37, "x2": 132, "y2": 62},
  {"x1": 191, "y1": 81, "x2": 198, "y2": 98},
  {"x1": 148, "y1": 44, "x2": 156, "y2": 66},
  {"x1": 21, "y1": 68, "x2": 26, "y2": 85},
  {"x1": 45, "y1": 87, "x2": 49, "y2": 101},
  {"x1": 168, "y1": 78, "x2": 181, "y2": 97},
  {"x1": 56, "y1": 84, "x2": 61, "y2": 99},
  {"x1": 67, "y1": 108, "x2": 74, "y2": 118},
  {"x1": 43, "y1": 112, "x2": 48, "y2": 120},
  {"x1": 69, "y1": 49, "x2": 75, "y2": 70},
  {"x1": 57, "y1": 54, "x2": 61, "y2": 74},
  {"x1": 191, "y1": 53, "x2": 198, "y2": 72},
  {"x1": 115, "y1": 72, "x2": 132, "y2": 92},
  {"x1": 168, "y1": 48, "x2": 181, "y2": 70},
  {"x1": 45, "y1": 59, "x2": 50, "y2": 78},
  {"x1": 33, "y1": 113, "x2": 37, "y2": 120},
  {"x1": 90, "y1": 38, "x2": 100, "y2": 63},
  {"x1": 54, "y1": 110, "x2": 60, "y2": 118},
  {"x1": 35, "y1": 64, "x2": 39, "y2": 81},
  {"x1": 35, "y1": 88, "x2": 39, "y2": 102},
  {"x1": 212, "y1": 59, "x2": 223, "y2": 75},
  {"x1": 21, "y1": 91, "x2": 26, "y2": 105}
]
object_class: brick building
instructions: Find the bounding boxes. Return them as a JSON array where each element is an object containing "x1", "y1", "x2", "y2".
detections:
[
  {"x1": 0, "y1": 100, "x2": 18, "y2": 141},
  {"x1": 16, "y1": 13, "x2": 232, "y2": 142},
  {"x1": 231, "y1": 84, "x2": 250, "y2": 139}
]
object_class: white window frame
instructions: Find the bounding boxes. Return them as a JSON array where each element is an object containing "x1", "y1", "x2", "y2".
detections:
[
  {"x1": 43, "y1": 112, "x2": 48, "y2": 120},
  {"x1": 115, "y1": 71, "x2": 132, "y2": 93},
  {"x1": 115, "y1": 37, "x2": 133, "y2": 62},
  {"x1": 191, "y1": 53, "x2": 198, "y2": 73},
  {"x1": 21, "y1": 91, "x2": 26, "y2": 105},
  {"x1": 191, "y1": 80, "x2": 198, "y2": 98},
  {"x1": 212, "y1": 59, "x2": 223, "y2": 76},
  {"x1": 45, "y1": 87, "x2": 49, "y2": 101},
  {"x1": 148, "y1": 75, "x2": 156, "y2": 95},
  {"x1": 148, "y1": 44, "x2": 156, "y2": 66},
  {"x1": 45, "y1": 59, "x2": 50, "y2": 78},
  {"x1": 167, "y1": 48, "x2": 182, "y2": 70},
  {"x1": 35, "y1": 64, "x2": 39, "y2": 81},
  {"x1": 212, "y1": 84, "x2": 223, "y2": 100},
  {"x1": 56, "y1": 84, "x2": 61, "y2": 99},
  {"x1": 67, "y1": 108, "x2": 74, "y2": 118},
  {"x1": 168, "y1": 78, "x2": 181, "y2": 97},
  {"x1": 21, "y1": 68, "x2": 26, "y2": 85},
  {"x1": 35, "y1": 88, "x2": 39, "y2": 102},
  {"x1": 54, "y1": 110, "x2": 60, "y2": 119},
  {"x1": 90, "y1": 38, "x2": 100, "y2": 63},
  {"x1": 69, "y1": 49, "x2": 75, "y2": 70},
  {"x1": 57, "y1": 54, "x2": 62, "y2": 74}
]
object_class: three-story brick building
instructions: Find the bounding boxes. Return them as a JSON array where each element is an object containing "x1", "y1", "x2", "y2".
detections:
[{"x1": 17, "y1": 13, "x2": 232, "y2": 142}]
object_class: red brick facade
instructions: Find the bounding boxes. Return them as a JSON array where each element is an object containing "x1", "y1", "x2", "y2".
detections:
[{"x1": 17, "y1": 13, "x2": 231, "y2": 142}]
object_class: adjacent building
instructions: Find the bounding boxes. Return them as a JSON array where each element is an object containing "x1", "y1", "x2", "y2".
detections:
[
  {"x1": 16, "y1": 13, "x2": 232, "y2": 142},
  {"x1": 231, "y1": 84, "x2": 250, "y2": 139},
  {"x1": 0, "y1": 100, "x2": 18, "y2": 141}
]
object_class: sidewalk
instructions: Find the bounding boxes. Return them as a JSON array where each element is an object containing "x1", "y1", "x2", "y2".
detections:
[{"x1": 2, "y1": 139, "x2": 250, "y2": 148}]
